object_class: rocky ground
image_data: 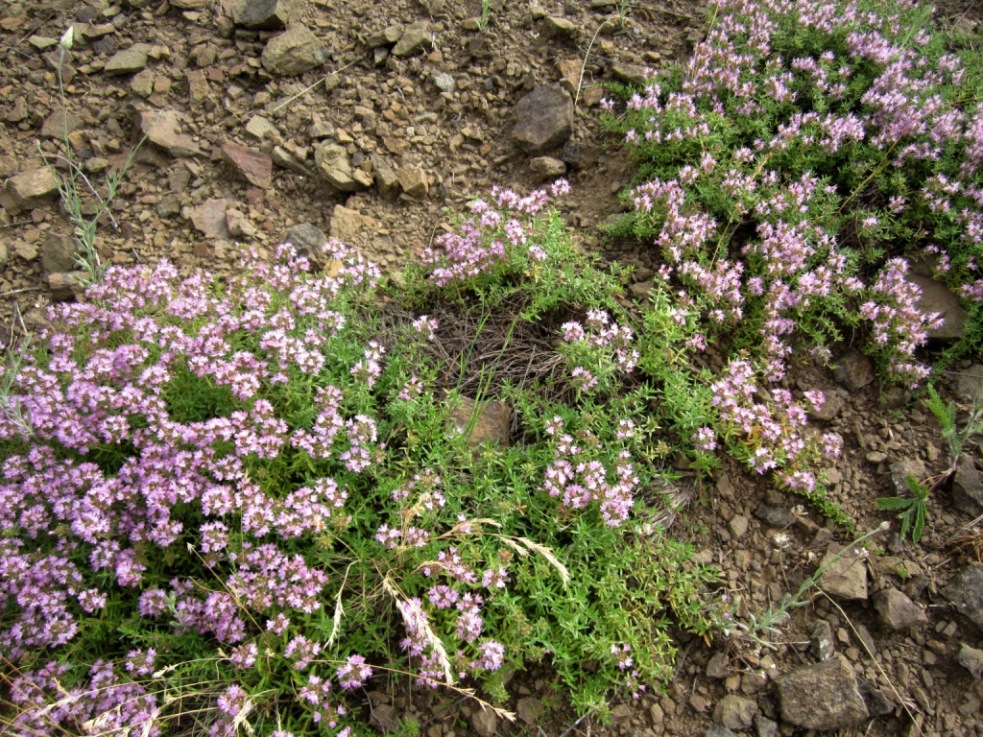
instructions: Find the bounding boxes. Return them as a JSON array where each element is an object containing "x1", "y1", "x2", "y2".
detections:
[{"x1": 2, "y1": 1, "x2": 983, "y2": 737}]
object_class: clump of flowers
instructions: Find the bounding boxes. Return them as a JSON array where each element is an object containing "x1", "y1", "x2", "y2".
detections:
[
  {"x1": 605, "y1": 0, "x2": 982, "y2": 506},
  {"x1": 0, "y1": 191, "x2": 716, "y2": 732}
]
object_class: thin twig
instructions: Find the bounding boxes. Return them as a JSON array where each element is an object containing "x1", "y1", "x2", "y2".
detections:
[
  {"x1": 269, "y1": 59, "x2": 359, "y2": 114},
  {"x1": 575, "y1": 21, "x2": 612, "y2": 112}
]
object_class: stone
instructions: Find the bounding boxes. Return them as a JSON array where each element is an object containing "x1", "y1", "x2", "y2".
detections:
[
  {"x1": 753, "y1": 715, "x2": 778, "y2": 737},
  {"x1": 47, "y1": 271, "x2": 87, "y2": 301},
  {"x1": 544, "y1": 16, "x2": 578, "y2": 37},
  {"x1": 776, "y1": 655, "x2": 869, "y2": 730},
  {"x1": 728, "y1": 514, "x2": 749, "y2": 538},
  {"x1": 834, "y1": 349, "x2": 874, "y2": 391},
  {"x1": 314, "y1": 143, "x2": 368, "y2": 192},
  {"x1": 808, "y1": 389, "x2": 845, "y2": 421},
  {"x1": 6, "y1": 97, "x2": 28, "y2": 123},
  {"x1": 942, "y1": 565, "x2": 983, "y2": 631},
  {"x1": 956, "y1": 364, "x2": 983, "y2": 401},
  {"x1": 957, "y1": 643, "x2": 983, "y2": 680},
  {"x1": 447, "y1": 396, "x2": 511, "y2": 449},
  {"x1": 432, "y1": 71, "x2": 455, "y2": 92},
  {"x1": 170, "y1": 0, "x2": 209, "y2": 7},
  {"x1": 706, "y1": 652, "x2": 730, "y2": 679},
  {"x1": 392, "y1": 21, "x2": 434, "y2": 57},
  {"x1": 556, "y1": 59, "x2": 581, "y2": 95},
  {"x1": 284, "y1": 222, "x2": 328, "y2": 264},
  {"x1": 396, "y1": 166, "x2": 429, "y2": 198},
  {"x1": 819, "y1": 546, "x2": 868, "y2": 601},
  {"x1": 245, "y1": 115, "x2": 279, "y2": 142},
  {"x1": 104, "y1": 44, "x2": 148, "y2": 74},
  {"x1": 1, "y1": 167, "x2": 60, "y2": 215},
  {"x1": 516, "y1": 696, "x2": 543, "y2": 726},
  {"x1": 371, "y1": 155, "x2": 399, "y2": 200},
  {"x1": 888, "y1": 457, "x2": 925, "y2": 496},
  {"x1": 366, "y1": 24, "x2": 403, "y2": 47},
  {"x1": 330, "y1": 204, "x2": 379, "y2": 244},
  {"x1": 272, "y1": 145, "x2": 312, "y2": 175},
  {"x1": 908, "y1": 273, "x2": 966, "y2": 339},
  {"x1": 188, "y1": 198, "x2": 233, "y2": 239},
  {"x1": 529, "y1": 156, "x2": 567, "y2": 179},
  {"x1": 232, "y1": 0, "x2": 304, "y2": 29},
  {"x1": 40, "y1": 233, "x2": 77, "y2": 275},
  {"x1": 753, "y1": 503, "x2": 795, "y2": 529},
  {"x1": 872, "y1": 587, "x2": 928, "y2": 630},
  {"x1": 130, "y1": 68, "x2": 155, "y2": 97},
  {"x1": 702, "y1": 727, "x2": 738, "y2": 737},
  {"x1": 471, "y1": 707, "x2": 498, "y2": 737},
  {"x1": 860, "y1": 682, "x2": 894, "y2": 717},
  {"x1": 611, "y1": 61, "x2": 649, "y2": 87},
  {"x1": 40, "y1": 110, "x2": 82, "y2": 139},
  {"x1": 713, "y1": 695, "x2": 756, "y2": 731},
  {"x1": 261, "y1": 25, "x2": 329, "y2": 76},
  {"x1": 952, "y1": 454, "x2": 983, "y2": 516},
  {"x1": 138, "y1": 109, "x2": 204, "y2": 157},
  {"x1": 510, "y1": 85, "x2": 574, "y2": 154},
  {"x1": 221, "y1": 142, "x2": 273, "y2": 189}
]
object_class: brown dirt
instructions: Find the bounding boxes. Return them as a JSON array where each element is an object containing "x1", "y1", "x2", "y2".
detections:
[{"x1": 1, "y1": 2, "x2": 982, "y2": 737}]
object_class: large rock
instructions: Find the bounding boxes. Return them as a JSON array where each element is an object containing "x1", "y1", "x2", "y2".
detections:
[
  {"x1": 232, "y1": 0, "x2": 304, "y2": 29},
  {"x1": 833, "y1": 349, "x2": 874, "y2": 391},
  {"x1": 908, "y1": 273, "x2": 966, "y2": 340},
  {"x1": 41, "y1": 233, "x2": 77, "y2": 276},
  {"x1": 712, "y1": 695, "x2": 756, "y2": 731},
  {"x1": 314, "y1": 143, "x2": 371, "y2": 191},
  {"x1": 187, "y1": 198, "x2": 234, "y2": 239},
  {"x1": 818, "y1": 545, "x2": 868, "y2": 601},
  {"x1": 775, "y1": 655, "x2": 869, "y2": 730},
  {"x1": 392, "y1": 21, "x2": 434, "y2": 57},
  {"x1": 0, "y1": 167, "x2": 60, "y2": 214},
  {"x1": 261, "y1": 25, "x2": 329, "y2": 76},
  {"x1": 104, "y1": 44, "x2": 148, "y2": 74},
  {"x1": 957, "y1": 643, "x2": 983, "y2": 680},
  {"x1": 510, "y1": 85, "x2": 574, "y2": 154},
  {"x1": 396, "y1": 165, "x2": 429, "y2": 198},
  {"x1": 952, "y1": 454, "x2": 983, "y2": 516},
  {"x1": 221, "y1": 142, "x2": 273, "y2": 189},
  {"x1": 138, "y1": 110, "x2": 204, "y2": 157},
  {"x1": 872, "y1": 587, "x2": 927, "y2": 630},
  {"x1": 942, "y1": 564, "x2": 983, "y2": 631},
  {"x1": 470, "y1": 708, "x2": 498, "y2": 737},
  {"x1": 330, "y1": 204, "x2": 379, "y2": 244}
]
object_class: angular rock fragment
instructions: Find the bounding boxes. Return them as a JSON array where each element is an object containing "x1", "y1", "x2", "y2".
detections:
[
  {"x1": 510, "y1": 85, "x2": 573, "y2": 153},
  {"x1": 775, "y1": 655, "x2": 869, "y2": 730},
  {"x1": 138, "y1": 109, "x2": 204, "y2": 157},
  {"x1": 221, "y1": 142, "x2": 273, "y2": 189},
  {"x1": 942, "y1": 564, "x2": 983, "y2": 631},
  {"x1": 261, "y1": 25, "x2": 328, "y2": 76}
]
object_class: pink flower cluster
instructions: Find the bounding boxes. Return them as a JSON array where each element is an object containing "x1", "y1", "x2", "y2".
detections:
[
  {"x1": 421, "y1": 180, "x2": 570, "y2": 286},
  {"x1": 541, "y1": 418, "x2": 638, "y2": 527},
  {"x1": 711, "y1": 359, "x2": 843, "y2": 490}
]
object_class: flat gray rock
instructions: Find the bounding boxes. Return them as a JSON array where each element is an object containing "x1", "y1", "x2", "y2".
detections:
[
  {"x1": 908, "y1": 273, "x2": 966, "y2": 339},
  {"x1": 776, "y1": 654, "x2": 869, "y2": 730},
  {"x1": 510, "y1": 85, "x2": 573, "y2": 154},
  {"x1": 953, "y1": 454, "x2": 983, "y2": 516},
  {"x1": 261, "y1": 25, "x2": 329, "y2": 76},
  {"x1": 819, "y1": 546, "x2": 869, "y2": 601},
  {"x1": 233, "y1": 0, "x2": 304, "y2": 29},
  {"x1": 104, "y1": 44, "x2": 148, "y2": 74},
  {"x1": 872, "y1": 587, "x2": 927, "y2": 630},
  {"x1": 942, "y1": 564, "x2": 983, "y2": 631}
]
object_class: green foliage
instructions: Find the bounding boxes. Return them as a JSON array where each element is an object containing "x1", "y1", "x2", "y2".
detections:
[{"x1": 876, "y1": 475, "x2": 929, "y2": 543}]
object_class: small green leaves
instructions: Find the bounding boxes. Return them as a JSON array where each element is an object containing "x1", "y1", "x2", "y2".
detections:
[{"x1": 876, "y1": 474, "x2": 929, "y2": 543}]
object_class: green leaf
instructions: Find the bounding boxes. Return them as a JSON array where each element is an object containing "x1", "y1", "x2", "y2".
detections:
[{"x1": 875, "y1": 496, "x2": 914, "y2": 511}]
